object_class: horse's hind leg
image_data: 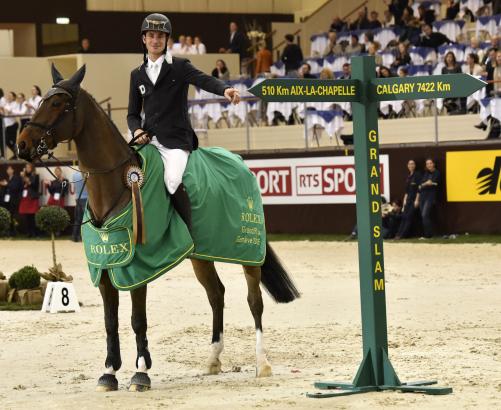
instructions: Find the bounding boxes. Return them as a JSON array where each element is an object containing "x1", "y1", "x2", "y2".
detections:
[
  {"x1": 191, "y1": 259, "x2": 225, "y2": 375},
  {"x1": 96, "y1": 271, "x2": 121, "y2": 392},
  {"x1": 243, "y1": 265, "x2": 272, "y2": 377},
  {"x1": 129, "y1": 284, "x2": 151, "y2": 392}
]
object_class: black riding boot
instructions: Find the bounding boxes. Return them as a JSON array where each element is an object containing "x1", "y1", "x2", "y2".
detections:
[{"x1": 171, "y1": 183, "x2": 192, "y2": 232}]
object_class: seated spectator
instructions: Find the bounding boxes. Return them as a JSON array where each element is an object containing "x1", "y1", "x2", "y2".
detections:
[
  {"x1": 465, "y1": 37, "x2": 484, "y2": 63},
  {"x1": 367, "y1": 42, "x2": 383, "y2": 66},
  {"x1": 0, "y1": 165, "x2": 23, "y2": 236},
  {"x1": 346, "y1": 34, "x2": 365, "y2": 55},
  {"x1": 46, "y1": 167, "x2": 69, "y2": 208},
  {"x1": 398, "y1": 66, "x2": 408, "y2": 77},
  {"x1": 442, "y1": 51, "x2": 464, "y2": 113},
  {"x1": 368, "y1": 11, "x2": 382, "y2": 30},
  {"x1": 483, "y1": 50, "x2": 501, "y2": 138},
  {"x1": 398, "y1": 7, "x2": 421, "y2": 45},
  {"x1": 255, "y1": 42, "x2": 273, "y2": 76},
  {"x1": 382, "y1": 200, "x2": 403, "y2": 239},
  {"x1": 391, "y1": 42, "x2": 411, "y2": 70},
  {"x1": 319, "y1": 68, "x2": 334, "y2": 80},
  {"x1": 445, "y1": 0, "x2": 460, "y2": 20},
  {"x1": 463, "y1": 53, "x2": 483, "y2": 76},
  {"x1": 417, "y1": 158, "x2": 440, "y2": 238},
  {"x1": 300, "y1": 63, "x2": 316, "y2": 79},
  {"x1": 330, "y1": 16, "x2": 347, "y2": 32},
  {"x1": 338, "y1": 63, "x2": 351, "y2": 79},
  {"x1": 417, "y1": 4, "x2": 435, "y2": 26},
  {"x1": 395, "y1": 159, "x2": 421, "y2": 239},
  {"x1": 379, "y1": 66, "x2": 393, "y2": 78},
  {"x1": 26, "y1": 85, "x2": 42, "y2": 116},
  {"x1": 385, "y1": 0, "x2": 407, "y2": 26},
  {"x1": 418, "y1": 23, "x2": 453, "y2": 51},
  {"x1": 323, "y1": 31, "x2": 343, "y2": 57},
  {"x1": 281, "y1": 34, "x2": 303, "y2": 77},
  {"x1": 211, "y1": 59, "x2": 230, "y2": 81},
  {"x1": 382, "y1": 9, "x2": 395, "y2": 27},
  {"x1": 193, "y1": 36, "x2": 207, "y2": 54},
  {"x1": 350, "y1": 9, "x2": 370, "y2": 30},
  {"x1": 442, "y1": 51, "x2": 462, "y2": 74}
]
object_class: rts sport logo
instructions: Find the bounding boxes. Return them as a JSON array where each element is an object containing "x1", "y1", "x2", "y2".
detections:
[{"x1": 245, "y1": 156, "x2": 390, "y2": 205}]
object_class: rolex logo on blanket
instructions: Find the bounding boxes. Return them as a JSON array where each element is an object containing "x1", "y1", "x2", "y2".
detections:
[{"x1": 82, "y1": 145, "x2": 266, "y2": 291}]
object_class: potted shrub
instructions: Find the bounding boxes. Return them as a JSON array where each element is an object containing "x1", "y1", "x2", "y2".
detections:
[
  {"x1": 35, "y1": 206, "x2": 73, "y2": 282},
  {"x1": 8, "y1": 265, "x2": 43, "y2": 305}
]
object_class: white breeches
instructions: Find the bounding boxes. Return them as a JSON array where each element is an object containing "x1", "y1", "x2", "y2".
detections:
[{"x1": 150, "y1": 136, "x2": 189, "y2": 194}]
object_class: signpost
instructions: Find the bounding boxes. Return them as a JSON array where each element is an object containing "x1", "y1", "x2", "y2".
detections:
[{"x1": 248, "y1": 56, "x2": 486, "y2": 398}]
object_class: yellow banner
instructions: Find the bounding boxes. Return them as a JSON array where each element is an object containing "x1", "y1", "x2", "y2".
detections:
[{"x1": 447, "y1": 150, "x2": 501, "y2": 202}]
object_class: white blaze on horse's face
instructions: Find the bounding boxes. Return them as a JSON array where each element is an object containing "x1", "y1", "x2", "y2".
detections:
[{"x1": 143, "y1": 31, "x2": 167, "y2": 58}]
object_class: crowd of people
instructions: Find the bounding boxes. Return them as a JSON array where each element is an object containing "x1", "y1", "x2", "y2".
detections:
[
  {"x1": 0, "y1": 164, "x2": 87, "y2": 241},
  {"x1": 352, "y1": 157, "x2": 441, "y2": 240},
  {"x1": 0, "y1": 86, "x2": 42, "y2": 159}
]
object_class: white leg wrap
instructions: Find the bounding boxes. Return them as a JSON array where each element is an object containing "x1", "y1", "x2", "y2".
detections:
[
  {"x1": 137, "y1": 356, "x2": 148, "y2": 373},
  {"x1": 104, "y1": 366, "x2": 116, "y2": 375}
]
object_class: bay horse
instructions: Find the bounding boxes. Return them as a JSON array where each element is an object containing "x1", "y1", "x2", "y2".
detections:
[{"x1": 17, "y1": 65, "x2": 300, "y2": 392}]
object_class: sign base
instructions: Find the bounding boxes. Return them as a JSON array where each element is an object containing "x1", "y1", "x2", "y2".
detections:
[{"x1": 307, "y1": 380, "x2": 452, "y2": 398}]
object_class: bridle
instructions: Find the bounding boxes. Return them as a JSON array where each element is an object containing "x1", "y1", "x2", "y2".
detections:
[
  {"x1": 22, "y1": 83, "x2": 150, "y2": 226},
  {"x1": 25, "y1": 84, "x2": 79, "y2": 158}
]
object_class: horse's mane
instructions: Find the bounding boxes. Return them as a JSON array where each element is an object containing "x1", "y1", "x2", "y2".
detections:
[{"x1": 80, "y1": 88, "x2": 130, "y2": 147}]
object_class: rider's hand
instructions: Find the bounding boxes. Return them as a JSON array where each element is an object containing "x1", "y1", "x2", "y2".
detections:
[
  {"x1": 134, "y1": 128, "x2": 150, "y2": 144},
  {"x1": 224, "y1": 88, "x2": 241, "y2": 105}
]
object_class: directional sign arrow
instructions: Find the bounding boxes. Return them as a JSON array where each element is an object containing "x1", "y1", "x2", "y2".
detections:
[
  {"x1": 247, "y1": 78, "x2": 361, "y2": 103},
  {"x1": 371, "y1": 74, "x2": 486, "y2": 101}
]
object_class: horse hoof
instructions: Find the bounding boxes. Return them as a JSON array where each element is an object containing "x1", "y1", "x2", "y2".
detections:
[
  {"x1": 128, "y1": 372, "x2": 151, "y2": 392},
  {"x1": 96, "y1": 374, "x2": 118, "y2": 392},
  {"x1": 206, "y1": 359, "x2": 222, "y2": 375},
  {"x1": 256, "y1": 362, "x2": 272, "y2": 378}
]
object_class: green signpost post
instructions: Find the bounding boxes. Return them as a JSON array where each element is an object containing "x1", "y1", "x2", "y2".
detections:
[{"x1": 249, "y1": 56, "x2": 486, "y2": 398}]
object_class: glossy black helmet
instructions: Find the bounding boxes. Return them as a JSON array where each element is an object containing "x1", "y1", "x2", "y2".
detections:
[{"x1": 141, "y1": 13, "x2": 171, "y2": 36}]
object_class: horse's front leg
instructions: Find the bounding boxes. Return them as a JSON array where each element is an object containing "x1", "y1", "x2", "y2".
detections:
[
  {"x1": 129, "y1": 284, "x2": 152, "y2": 392},
  {"x1": 96, "y1": 271, "x2": 121, "y2": 392}
]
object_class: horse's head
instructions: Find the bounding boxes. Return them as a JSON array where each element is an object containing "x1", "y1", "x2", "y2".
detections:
[{"x1": 17, "y1": 64, "x2": 86, "y2": 161}]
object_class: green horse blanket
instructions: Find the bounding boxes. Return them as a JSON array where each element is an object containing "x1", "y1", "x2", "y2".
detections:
[{"x1": 82, "y1": 145, "x2": 266, "y2": 291}]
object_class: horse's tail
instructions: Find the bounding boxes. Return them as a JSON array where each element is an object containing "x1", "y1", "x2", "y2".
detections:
[{"x1": 260, "y1": 241, "x2": 300, "y2": 303}]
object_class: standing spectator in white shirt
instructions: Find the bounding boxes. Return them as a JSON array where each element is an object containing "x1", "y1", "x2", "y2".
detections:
[
  {"x1": 172, "y1": 35, "x2": 188, "y2": 54},
  {"x1": 167, "y1": 37, "x2": 174, "y2": 54},
  {"x1": 193, "y1": 36, "x2": 206, "y2": 54},
  {"x1": 186, "y1": 36, "x2": 196, "y2": 54},
  {"x1": 13, "y1": 93, "x2": 29, "y2": 130},
  {"x1": 26, "y1": 85, "x2": 42, "y2": 116},
  {"x1": 0, "y1": 91, "x2": 19, "y2": 159}
]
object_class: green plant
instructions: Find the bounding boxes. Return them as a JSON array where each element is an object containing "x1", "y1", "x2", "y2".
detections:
[
  {"x1": 35, "y1": 206, "x2": 70, "y2": 268},
  {"x1": 0, "y1": 207, "x2": 11, "y2": 236},
  {"x1": 9, "y1": 265, "x2": 41, "y2": 290}
]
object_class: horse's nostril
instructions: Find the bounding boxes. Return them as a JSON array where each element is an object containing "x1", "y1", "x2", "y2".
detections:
[{"x1": 18, "y1": 141, "x2": 26, "y2": 150}]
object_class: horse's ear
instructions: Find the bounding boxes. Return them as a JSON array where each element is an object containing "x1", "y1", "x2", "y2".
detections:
[
  {"x1": 68, "y1": 65, "x2": 86, "y2": 87},
  {"x1": 51, "y1": 63, "x2": 64, "y2": 84}
]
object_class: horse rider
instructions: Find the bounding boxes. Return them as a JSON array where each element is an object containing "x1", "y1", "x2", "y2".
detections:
[{"x1": 127, "y1": 13, "x2": 240, "y2": 231}]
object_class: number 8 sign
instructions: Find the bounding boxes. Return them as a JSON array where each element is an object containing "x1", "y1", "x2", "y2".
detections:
[{"x1": 41, "y1": 282, "x2": 80, "y2": 313}]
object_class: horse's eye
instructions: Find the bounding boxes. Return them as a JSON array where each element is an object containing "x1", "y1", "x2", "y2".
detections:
[{"x1": 52, "y1": 101, "x2": 62, "y2": 107}]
